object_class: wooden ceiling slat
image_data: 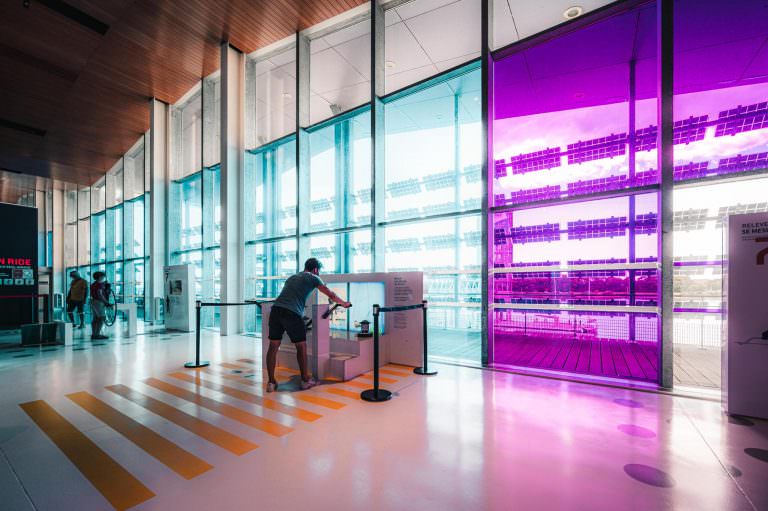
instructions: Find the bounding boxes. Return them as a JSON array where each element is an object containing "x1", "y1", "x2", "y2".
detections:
[{"x1": 0, "y1": 0, "x2": 367, "y2": 186}]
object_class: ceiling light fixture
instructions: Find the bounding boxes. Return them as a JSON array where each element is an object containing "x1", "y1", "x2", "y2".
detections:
[
  {"x1": 385, "y1": 60, "x2": 396, "y2": 69},
  {"x1": 283, "y1": 92, "x2": 292, "y2": 99},
  {"x1": 563, "y1": 6, "x2": 584, "y2": 19}
]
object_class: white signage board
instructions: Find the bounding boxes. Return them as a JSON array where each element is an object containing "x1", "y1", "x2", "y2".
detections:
[
  {"x1": 723, "y1": 213, "x2": 768, "y2": 419},
  {"x1": 164, "y1": 265, "x2": 195, "y2": 332},
  {"x1": 321, "y1": 272, "x2": 424, "y2": 367}
]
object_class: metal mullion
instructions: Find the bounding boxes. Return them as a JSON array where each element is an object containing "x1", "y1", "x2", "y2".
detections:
[
  {"x1": 371, "y1": 0, "x2": 385, "y2": 272},
  {"x1": 658, "y1": 0, "x2": 674, "y2": 389}
]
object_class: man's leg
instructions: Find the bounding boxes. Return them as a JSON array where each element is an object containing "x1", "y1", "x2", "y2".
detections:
[
  {"x1": 266, "y1": 340, "x2": 281, "y2": 384},
  {"x1": 295, "y1": 341, "x2": 310, "y2": 382}
]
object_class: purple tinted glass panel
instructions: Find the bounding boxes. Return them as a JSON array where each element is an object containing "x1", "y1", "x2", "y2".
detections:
[
  {"x1": 673, "y1": 0, "x2": 768, "y2": 180},
  {"x1": 490, "y1": 4, "x2": 659, "y2": 207},
  {"x1": 491, "y1": 194, "x2": 658, "y2": 267},
  {"x1": 493, "y1": 270, "x2": 659, "y2": 306},
  {"x1": 492, "y1": 310, "x2": 658, "y2": 382}
]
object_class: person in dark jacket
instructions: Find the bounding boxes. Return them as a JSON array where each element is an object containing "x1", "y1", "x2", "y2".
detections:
[
  {"x1": 66, "y1": 271, "x2": 87, "y2": 329},
  {"x1": 90, "y1": 271, "x2": 109, "y2": 340}
]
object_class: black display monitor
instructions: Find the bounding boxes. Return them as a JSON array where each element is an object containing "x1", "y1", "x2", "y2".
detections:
[{"x1": 0, "y1": 203, "x2": 38, "y2": 328}]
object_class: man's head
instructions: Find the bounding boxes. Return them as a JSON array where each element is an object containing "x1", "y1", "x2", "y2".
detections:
[
  {"x1": 304, "y1": 257, "x2": 323, "y2": 275},
  {"x1": 93, "y1": 271, "x2": 106, "y2": 282},
  {"x1": 69, "y1": 270, "x2": 80, "y2": 280}
]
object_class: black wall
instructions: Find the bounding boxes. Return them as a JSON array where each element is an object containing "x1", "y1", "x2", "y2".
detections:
[{"x1": 0, "y1": 203, "x2": 38, "y2": 328}]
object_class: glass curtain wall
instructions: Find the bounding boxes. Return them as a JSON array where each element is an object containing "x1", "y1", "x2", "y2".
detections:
[
  {"x1": 670, "y1": 0, "x2": 768, "y2": 388},
  {"x1": 169, "y1": 75, "x2": 222, "y2": 328},
  {"x1": 383, "y1": 65, "x2": 483, "y2": 362},
  {"x1": 490, "y1": 3, "x2": 660, "y2": 383}
]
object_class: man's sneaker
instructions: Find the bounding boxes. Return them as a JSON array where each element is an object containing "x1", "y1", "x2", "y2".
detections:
[
  {"x1": 300, "y1": 378, "x2": 317, "y2": 390},
  {"x1": 266, "y1": 382, "x2": 278, "y2": 393}
]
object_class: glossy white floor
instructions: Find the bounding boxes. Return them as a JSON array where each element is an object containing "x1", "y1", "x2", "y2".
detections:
[{"x1": 0, "y1": 328, "x2": 766, "y2": 511}]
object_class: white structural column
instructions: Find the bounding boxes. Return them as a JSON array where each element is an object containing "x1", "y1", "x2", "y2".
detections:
[
  {"x1": 51, "y1": 186, "x2": 65, "y2": 310},
  {"x1": 220, "y1": 43, "x2": 245, "y2": 335},
  {"x1": 296, "y1": 32, "x2": 311, "y2": 268},
  {"x1": 148, "y1": 98, "x2": 169, "y2": 323},
  {"x1": 371, "y1": 0, "x2": 385, "y2": 271}
]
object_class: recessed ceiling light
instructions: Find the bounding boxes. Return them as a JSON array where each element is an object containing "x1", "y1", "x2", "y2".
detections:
[
  {"x1": 385, "y1": 60, "x2": 396, "y2": 69},
  {"x1": 283, "y1": 92, "x2": 292, "y2": 99},
  {"x1": 563, "y1": 6, "x2": 584, "y2": 19},
  {"x1": 473, "y1": 96, "x2": 480, "y2": 101}
]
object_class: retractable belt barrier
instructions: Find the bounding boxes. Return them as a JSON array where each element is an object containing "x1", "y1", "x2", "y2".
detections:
[
  {"x1": 184, "y1": 300, "x2": 274, "y2": 369},
  {"x1": 361, "y1": 299, "x2": 436, "y2": 403}
]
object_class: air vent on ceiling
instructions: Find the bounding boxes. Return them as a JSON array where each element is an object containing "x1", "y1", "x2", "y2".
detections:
[
  {"x1": 36, "y1": 0, "x2": 110, "y2": 36},
  {"x1": 0, "y1": 118, "x2": 46, "y2": 137}
]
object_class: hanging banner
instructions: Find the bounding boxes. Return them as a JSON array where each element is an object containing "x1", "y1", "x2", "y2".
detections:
[{"x1": 0, "y1": 203, "x2": 38, "y2": 328}]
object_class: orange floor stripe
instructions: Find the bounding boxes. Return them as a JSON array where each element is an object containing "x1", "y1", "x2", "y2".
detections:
[
  {"x1": 143, "y1": 378, "x2": 293, "y2": 437},
  {"x1": 324, "y1": 387, "x2": 362, "y2": 400},
  {"x1": 105, "y1": 385, "x2": 257, "y2": 456},
  {"x1": 67, "y1": 392, "x2": 213, "y2": 480},
  {"x1": 337, "y1": 380, "x2": 369, "y2": 389},
  {"x1": 168, "y1": 372, "x2": 322, "y2": 422},
  {"x1": 293, "y1": 393, "x2": 347, "y2": 410},
  {"x1": 380, "y1": 368, "x2": 411, "y2": 377},
  {"x1": 221, "y1": 362, "x2": 250, "y2": 371},
  {"x1": 358, "y1": 373, "x2": 398, "y2": 384},
  {"x1": 204, "y1": 369, "x2": 345, "y2": 410},
  {"x1": 19, "y1": 400, "x2": 156, "y2": 511}
]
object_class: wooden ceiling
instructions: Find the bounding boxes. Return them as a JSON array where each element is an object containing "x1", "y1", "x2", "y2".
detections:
[{"x1": 0, "y1": 0, "x2": 366, "y2": 186}]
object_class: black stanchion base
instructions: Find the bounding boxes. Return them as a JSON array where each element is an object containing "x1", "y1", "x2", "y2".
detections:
[
  {"x1": 361, "y1": 389, "x2": 392, "y2": 402},
  {"x1": 184, "y1": 361, "x2": 210, "y2": 368},
  {"x1": 414, "y1": 367, "x2": 438, "y2": 376}
]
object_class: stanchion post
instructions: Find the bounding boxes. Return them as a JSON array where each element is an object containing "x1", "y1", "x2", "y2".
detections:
[
  {"x1": 361, "y1": 304, "x2": 392, "y2": 402},
  {"x1": 414, "y1": 300, "x2": 437, "y2": 376},
  {"x1": 185, "y1": 300, "x2": 210, "y2": 369}
]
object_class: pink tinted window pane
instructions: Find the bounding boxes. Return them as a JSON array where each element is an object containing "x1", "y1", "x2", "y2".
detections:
[
  {"x1": 492, "y1": 310, "x2": 658, "y2": 381},
  {"x1": 491, "y1": 194, "x2": 658, "y2": 268},
  {"x1": 673, "y1": 0, "x2": 768, "y2": 181},
  {"x1": 491, "y1": 5, "x2": 658, "y2": 207}
]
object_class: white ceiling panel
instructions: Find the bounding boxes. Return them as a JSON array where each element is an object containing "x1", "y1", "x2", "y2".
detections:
[
  {"x1": 385, "y1": 8, "x2": 402, "y2": 26},
  {"x1": 507, "y1": 0, "x2": 614, "y2": 41},
  {"x1": 405, "y1": 0, "x2": 481, "y2": 64},
  {"x1": 309, "y1": 93, "x2": 333, "y2": 125},
  {"x1": 384, "y1": 22, "x2": 434, "y2": 92},
  {"x1": 322, "y1": 19, "x2": 371, "y2": 47},
  {"x1": 310, "y1": 38, "x2": 331, "y2": 54},
  {"x1": 386, "y1": 63, "x2": 440, "y2": 93},
  {"x1": 435, "y1": 52, "x2": 480, "y2": 72},
  {"x1": 492, "y1": 0, "x2": 519, "y2": 49},
  {"x1": 335, "y1": 34, "x2": 372, "y2": 80},
  {"x1": 394, "y1": 0, "x2": 460, "y2": 20},
  {"x1": 310, "y1": 48, "x2": 367, "y2": 94},
  {"x1": 318, "y1": 82, "x2": 371, "y2": 117},
  {"x1": 268, "y1": 49, "x2": 297, "y2": 68}
]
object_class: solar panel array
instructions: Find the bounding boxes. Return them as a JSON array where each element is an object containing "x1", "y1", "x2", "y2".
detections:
[
  {"x1": 715, "y1": 102, "x2": 768, "y2": 137},
  {"x1": 567, "y1": 133, "x2": 628, "y2": 164},
  {"x1": 568, "y1": 216, "x2": 627, "y2": 240}
]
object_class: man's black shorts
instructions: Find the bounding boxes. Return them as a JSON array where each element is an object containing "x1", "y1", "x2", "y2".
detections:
[
  {"x1": 268, "y1": 306, "x2": 306, "y2": 343},
  {"x1": 67, "y1": 300, "x2": 84, "y2": 314}
]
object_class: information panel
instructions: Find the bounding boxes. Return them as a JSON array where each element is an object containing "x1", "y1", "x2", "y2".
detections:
[
  {"x1": 723, "y1": 213, "x2": 768, "y2": 419},
  {"x1": 0, "y1": 203, "x2": 38, "y2": 328}
]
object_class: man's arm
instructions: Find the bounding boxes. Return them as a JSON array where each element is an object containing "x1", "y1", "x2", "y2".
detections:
[{"x1": 317, "y1": 285, "x2": 351, "y2": 308}]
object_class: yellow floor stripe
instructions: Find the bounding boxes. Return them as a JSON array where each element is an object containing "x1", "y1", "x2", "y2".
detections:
[
  {"x1": 20, "y1": 400, "x2": 156, "y2": 511},
  {"x1": 324, "y1": 387, "x2": 362, "y2": 400},
  {"x1": 66, "y1": 391, "x2": 212, "y2": 480},
  {"x1": 168, "y1": 372, "x2": 322, "y2": 422},
  {"x1": 105, "y1": 385, "x2": 257, "y2": 456},
  {"x1": 221, "y1": 362, "x2": 250, "y2": 371},
  {"x1": 143, "y1": 378, "x2": 293, "y2": 437},
  {"x1": 358, "y1": 373, "x2": 398, "y2": 384}
]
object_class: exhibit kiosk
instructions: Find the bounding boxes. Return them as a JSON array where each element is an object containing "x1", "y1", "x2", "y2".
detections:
[
  {"x1": 261, "y1": 271, "x2": 424, "y2": 381},
  {"x1": 164, "y1": 265, "x2": 195, "y2": 332},
  {"x1": 722, "y1": 213, "x2": 768, "y2": 419}
]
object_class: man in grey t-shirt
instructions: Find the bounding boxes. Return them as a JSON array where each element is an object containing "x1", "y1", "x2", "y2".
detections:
[{"x1": 267, "y1": 258, "x2": 350, "y2": 392}]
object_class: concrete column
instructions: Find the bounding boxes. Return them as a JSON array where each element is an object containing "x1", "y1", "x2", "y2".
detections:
[
  {"x1": 296, "y1": 32, "x2": 311, "y2": 268},
  {"x1": 148, "y1": 98, "x2": 169, "y2": 323},
  {"x1": 371, "y1": 0, "x2": 385, "y2": 271},
  {"x1": 220, "y1": 43, "x2": 245, "y2": 335}
]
